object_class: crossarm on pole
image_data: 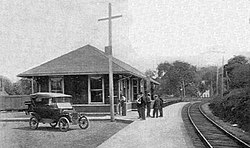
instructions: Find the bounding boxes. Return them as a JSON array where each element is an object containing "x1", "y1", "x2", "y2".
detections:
[{"x1": 98, "y1": 15, "x2": 122, "y2": 21}]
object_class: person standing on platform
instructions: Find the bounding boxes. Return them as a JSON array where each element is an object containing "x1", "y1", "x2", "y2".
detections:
[
  {"x1": 140, "y1": 92, "x2": 146, "y2": 120},
  {"x1": 121, "y1": 95, "x2": 126, "y2": 116},
  {"x1": 116, "y1": 95, "x2": 121, "y2": 115},
  {"x1": 136, "y1": 93, "x2": 142, "y2": 119},
  {"x1": 159, "y1": 96, "x2": 163, "y2": 117},
  {"x1": 146, "y1": 93, "x2": 152, "y2": 117},
  {"x1": 152, "y1": 95, "x2": 161, "y2": 118},
  {"x1": 136, "y1": 92, "x2": 146, "y2": 120}
]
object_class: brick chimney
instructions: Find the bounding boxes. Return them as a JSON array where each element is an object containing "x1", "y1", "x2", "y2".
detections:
[{"x1": 105, "y1": 46, "x2": 112, "y2": 55}]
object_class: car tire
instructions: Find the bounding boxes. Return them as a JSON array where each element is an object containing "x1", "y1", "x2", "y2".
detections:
[
  {"x1": 58, "y1": 117, "x2": 70, "y2": 132},
  {"x1": 29, "y1": 116, "x2": 39, "y2": 130},
  {"x1": 49, "y1": 122, "x2": 57, "y2": 128},
  {"x1": 79, "y1": 116, "x2": 89, "y2": 129}
]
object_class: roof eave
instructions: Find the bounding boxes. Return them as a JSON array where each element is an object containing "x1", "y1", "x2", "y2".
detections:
[{"x1": 17, "y1": 71, "x2": 146, "y2": 78}]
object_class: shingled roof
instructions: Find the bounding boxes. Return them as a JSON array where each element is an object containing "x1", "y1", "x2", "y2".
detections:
[{"x1": 17, "y1": 45, "x2": 146, "y2": 79}]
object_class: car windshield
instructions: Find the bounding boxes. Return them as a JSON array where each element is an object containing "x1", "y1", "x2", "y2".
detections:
[
  {"x1": 57, "y1": 102, "x2": 72, "y2": 109},
  {"x1": 52, "y1": 97, "x2": 71, "y2": 103}
]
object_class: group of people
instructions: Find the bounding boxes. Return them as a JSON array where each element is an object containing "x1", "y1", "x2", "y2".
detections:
[{"x1": 136, "y1": 92, "x2": 163, "y2": 120}]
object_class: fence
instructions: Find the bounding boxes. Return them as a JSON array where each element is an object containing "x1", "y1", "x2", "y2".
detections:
[{"x1": 0, "y1": 95, "x2": 30, "y2": 111}]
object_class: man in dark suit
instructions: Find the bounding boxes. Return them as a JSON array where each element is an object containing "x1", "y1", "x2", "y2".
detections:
[
  {"x1": 152, "y1": 95, "x2": 161, "y2": 118},
  {"x1": 159, "y1": 96, "x2": 163, "y2": 117},
  {"x1": 146, "y1": 93, "x2": 152, "y2": 117},
  {"x1": 136, "y1": 94, "x2": 142, "y2": 119},
  {"x1": 136, "y1": 92, "x2": 146, "y2": 120}
]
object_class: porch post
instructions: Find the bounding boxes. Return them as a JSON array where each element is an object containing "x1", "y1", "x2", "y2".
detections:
[
  {"x1": 128, "y1": 78, "x2": 131, "y2": 102},
  {"x1": 62, "y1": 76, "x2": 65, "y2": 94},
  {"x1": 48, "y1": 77, "x2": 51, "y2": 92},
  {"x1": 31, "y1": 77, "x2": 34, "y2": 94},
  {"x1": 118, "y1": 80, "x2": 120, "y2": 100},
  {"x1": 88, "y1": 75, "x2": 91, "y2": 104}
]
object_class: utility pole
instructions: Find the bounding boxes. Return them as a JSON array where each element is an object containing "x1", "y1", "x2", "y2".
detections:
[
  {"x1": 98, "y1": 3, "x2": 122, "y2": 122},
  {"x1": 0, "y1": 77, "x2": 3, "y2": 92},
  {"x1": 182, "y1": 80, "x2": 185, "y2": 98},
  {"x1": 216, "y1": 65, "x2": 219, "y2": 96},
  {"x1": 210, "y1": 72, "x2": 213, "y2": 97},
  {"x1": 220, "y1": 56, "x2": 224, "y2": 99}
]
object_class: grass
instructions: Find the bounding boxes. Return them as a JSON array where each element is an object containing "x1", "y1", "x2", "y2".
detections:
[
  {"x1": 202, "y1": 103, "x2": 250, "y2": 145},
  {"x1": 0, "y1": 120, "x2": 129, "y2": 148},
  {"x1": 209, "y1": 88, "x2": 250, "y2": 132}
]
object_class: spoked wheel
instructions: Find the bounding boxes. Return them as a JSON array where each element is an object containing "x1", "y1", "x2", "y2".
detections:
[
  {"x1": 49, "y1": 122, "x2": 57, "y2": 128},
  {"x1": 58, "y1": 117, "x2": 70, "y2": 132},
  {"x1": 79, "y1": 116, "x2": 89, "y2": 129},
  {"x1": 29, "y1": 116, "x2": 39, "y2": 130}
]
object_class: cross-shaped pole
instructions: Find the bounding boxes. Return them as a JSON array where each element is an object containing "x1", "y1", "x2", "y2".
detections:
[{"x1": 98, "y1": 3, "x2": 122, "y2": 122}]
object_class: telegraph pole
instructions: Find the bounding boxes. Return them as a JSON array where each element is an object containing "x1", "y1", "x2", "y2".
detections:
[
  {"x1": 216, "y1": 65, "x2": 219, "y2": 96},
  {"x1": 221, "y1": 56, "x2": 224, "y2": 99},
  {"x1": 210, "y1": 73, "x2": 213, "y2": 97},
  {"x1": 0, "y1": 77, "x2": 2, "y2": 92},
  {"x1": 98, "y1": 3, "x2": 122, "y2": 122}
]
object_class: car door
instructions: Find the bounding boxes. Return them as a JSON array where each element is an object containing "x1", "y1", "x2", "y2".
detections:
[
  {"x1": 38, "y1": 98, "x2": 50, "y2": 118},
  {"x1": 47, "y1": 98, "x2": 60, "y2": 119}
]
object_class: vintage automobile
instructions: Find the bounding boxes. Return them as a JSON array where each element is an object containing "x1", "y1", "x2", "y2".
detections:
[{"x1": 25, "y1": 92, "x2": 89, "y2": 132}]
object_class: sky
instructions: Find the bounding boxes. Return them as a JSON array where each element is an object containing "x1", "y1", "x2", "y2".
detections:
[{"x1": 1, "y1": 0, "x2": 250, "y2": 82}]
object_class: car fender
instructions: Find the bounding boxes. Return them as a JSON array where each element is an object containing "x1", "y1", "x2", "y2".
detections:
[
  {"x1": 79, "y1": 113, "x2": 86, "y2": 118},
  {"x1": 59, "y1": 115, "x2": 71, "y2": 122},
  {"x1": 30, "y1": 112, "x2": 41, "y2": 120}
]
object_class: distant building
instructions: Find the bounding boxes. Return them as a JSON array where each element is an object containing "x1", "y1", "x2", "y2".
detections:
[
  {"x1": 18, "y1": 45, "x2": 159, "y2": 113},
  {"x1": 201, "y1": 90, "x2": 210, "y2": 98}
]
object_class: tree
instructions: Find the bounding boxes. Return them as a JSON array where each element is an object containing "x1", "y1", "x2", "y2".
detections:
[
  {"x1": 157, "y1": 62, "x2": 172, "y2": 78},
  {"x1": 0, "y1": 75, "x2": 14, "y2": 95},
  {"x1": 196, "y1": 66, "x2": 217, "y2": 96},
  {"x1": 0, "y1": 76, "x2": 32, "y2": 95},
  {"x1": 20, "y1": 78, "x2": 32, "y2": 95},
  {"x1": 171, "y1": 61, "x2": 197, "y2": 97},
  {"x1": 224, "y1": 55, "x2": 249, "y2": 90},
  {"x1": 156, "y1": 61, "x2": 197, "y2": 97},
  {"x1": 198, "y1": 81, "x2": 208, "y2": 95},
  {"x1": 145, "y1": 69, "x2": 156, "y2": 79},
  {"x1": 225, "y1": 55, "x2": 248, "y2": 77},
  {"x1": 229, "y1": 64, "x2": 250, "y2": 89}
]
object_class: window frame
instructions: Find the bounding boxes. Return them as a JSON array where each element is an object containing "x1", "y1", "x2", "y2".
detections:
[
  {"x1": 49, "y1": 76, "x2": 64, "y2": 93},
  {"x1": 88, "y1": 75, "x2": 104, "y2": 104},
  {"x1": 132, "y1": 78, "x2": 139, "y2": 101}
]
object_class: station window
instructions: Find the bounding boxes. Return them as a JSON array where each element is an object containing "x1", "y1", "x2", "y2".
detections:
[
  {"x1": 132, "y1": 78, "x2": 138, "y2": 100},
  {"x1": 90, "y1": 76, "x2": 104, "y2": 103},
  {"x1": 50, "y1": 77, "x2": 63, "y2": 93}
]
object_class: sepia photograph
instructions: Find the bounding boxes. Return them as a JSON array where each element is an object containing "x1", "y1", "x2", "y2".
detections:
[{"x1": 0, "y1": 0, "x2": 250, "y2": 147}]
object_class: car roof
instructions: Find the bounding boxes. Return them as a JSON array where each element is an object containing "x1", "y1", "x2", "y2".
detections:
[{"x1": 30, "y1": 92, "x2": 72, "y2": 98}]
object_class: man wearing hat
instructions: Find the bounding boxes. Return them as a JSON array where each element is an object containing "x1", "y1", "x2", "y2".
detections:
[
  {"x1": 136, "y1": 92, "x2": 146, "y2": 120},
  {"x1": 152, "y1": 94, "x2": 161, "y2": 118},
  {"x1": 146, "y1": 93, "x2": 152, "y2": 117}
]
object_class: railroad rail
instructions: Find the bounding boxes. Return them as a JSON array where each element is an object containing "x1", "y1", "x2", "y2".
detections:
[{"x1": 188, "y1": 102, "x2": 250, "y2": 148}]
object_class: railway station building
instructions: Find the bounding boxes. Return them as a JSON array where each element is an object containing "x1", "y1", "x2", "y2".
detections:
[{"x1": 18, "y1": 45, "x2": 159, "y2": 113}]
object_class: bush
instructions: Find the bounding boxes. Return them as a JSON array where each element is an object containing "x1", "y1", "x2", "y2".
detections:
[{"x1": 209, "y1": 88, "x2": 250, "y2": 132}]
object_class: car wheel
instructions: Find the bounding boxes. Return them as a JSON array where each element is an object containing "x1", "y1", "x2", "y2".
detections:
[
  {"x1": 79, "y1": 116, "x2": 89, "y2": 129},
  {"x1": 49, "y1": 122, "x2": 57, "y2": 128},
  {"x1": 29, "y1": 116, "x2": 39, "y2": 130},
  {"x1": 58, "y1": 117, "x2": 69, "y2": 132}
]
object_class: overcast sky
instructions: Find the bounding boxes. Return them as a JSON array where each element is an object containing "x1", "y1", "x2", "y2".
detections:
[{"x1": 1, "y1": 0, "x2": 250, "y2": 81}]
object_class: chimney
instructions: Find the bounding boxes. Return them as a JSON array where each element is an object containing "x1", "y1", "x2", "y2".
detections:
[{"x1": 105, "y1": 46, "x2": 112, "y2": 55}]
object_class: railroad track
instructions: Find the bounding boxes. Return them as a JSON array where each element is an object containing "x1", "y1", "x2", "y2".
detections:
[{"x1": 187, "y1": 102, "x2": 250, "y2": 148}]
